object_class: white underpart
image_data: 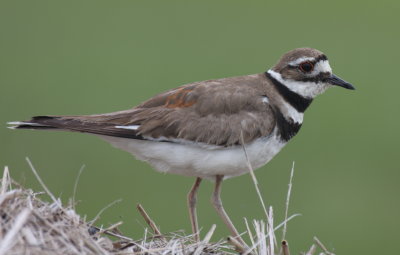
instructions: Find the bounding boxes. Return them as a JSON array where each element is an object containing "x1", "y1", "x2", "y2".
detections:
[
  {"x1": 262, "y1": 96, "x2": 269, "y2": 104},
  {"x1": 267, "y1": 67, "x2": 331, "y2": 99},
  {"x1": 115, "y1": 125, "x2": 140, "y2": 130},
  {"x1": 98, "y1": 128, "x2": 286, "y2": 180}
]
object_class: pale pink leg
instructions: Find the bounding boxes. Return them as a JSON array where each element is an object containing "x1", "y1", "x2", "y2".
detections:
[
  {"x1": 211, "y1": 175, "x2": 246, "y2": 245},
  {"x1": 187, "y1": 177, "x2": 202, "y2": 242}
]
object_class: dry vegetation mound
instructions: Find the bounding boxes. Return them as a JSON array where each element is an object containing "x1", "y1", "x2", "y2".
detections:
[{"x1": 0, "y1": 163, "x2": 335, "y2": 255}]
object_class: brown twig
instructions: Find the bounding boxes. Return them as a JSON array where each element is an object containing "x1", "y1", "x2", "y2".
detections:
[
  {"x1": 26, "y1": 157, "x2": 62, "y2": 209},
  {"x1": 95, "y1": 221, "x2": 124, "y2": 236},
  {"x1": 0, "y1": 209, "x2": 31, "y2": 255},
  {"x1": 136, "y1": 203, "x2": 165, "y2": 241},
  {"x1": 90, "y1": 225, "x2": 134, "y2": 242},
  {"x1": 90, "y1": 199, "x2": 122, "y2": 225},
  {"x1": 72, "y1": 164, "x2": 85, "y2": 210},
  {"x1": 282, "y1": 162, "x2": 295, "y2": 241},
  {"x1": 227, "y1": 236, "x2": 247, "y2": 254},
  {"x1": 193, "y1": 224, "x2": 216, "y2": 255},
  {"x1": 305, "y1": 243, "x2": 317, "y2": 255},
  {"x1": 240, "y1": 132, "x2": 270, "y2": 220},
  {"x1": 1, "y1": 166, "x2": 10, "y2": 195},
  {"x1": 313, "y1": 236, "x2": 335, "y2": 255},
  {"x1": 282, "y1": 240, "x2": 290, "y2": 255}
]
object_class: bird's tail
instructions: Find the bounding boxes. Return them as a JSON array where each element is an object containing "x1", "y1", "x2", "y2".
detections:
[
  {"x1": 7, "y1": 116, "x2": 61, "y2": 130},
  {"x1": 7, "y1": 115, "x2": 144, "y2": 140}
]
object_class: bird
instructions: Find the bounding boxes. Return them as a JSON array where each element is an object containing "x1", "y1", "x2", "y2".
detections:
[{"x1": 8, "y1": 48, "x2": 354, "y2": 245}]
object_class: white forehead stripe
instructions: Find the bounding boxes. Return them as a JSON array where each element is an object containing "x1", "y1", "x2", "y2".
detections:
[{"x1": 288, "y1": 57, "x2": 315, "y2": 66}]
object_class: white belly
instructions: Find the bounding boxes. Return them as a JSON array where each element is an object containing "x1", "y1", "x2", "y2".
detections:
[{"x1": 98, "y1": 129, "x2": 286, "y2": 180}]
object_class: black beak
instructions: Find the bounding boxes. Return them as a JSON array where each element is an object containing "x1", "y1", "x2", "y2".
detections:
[{"x1": 325, "y1": 74, "x2": 355, "y2": 90}]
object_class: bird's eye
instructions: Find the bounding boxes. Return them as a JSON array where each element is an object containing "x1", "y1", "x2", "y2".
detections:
[{"x1": 299, "y1": 61, "x2": 314, "y2": 73}]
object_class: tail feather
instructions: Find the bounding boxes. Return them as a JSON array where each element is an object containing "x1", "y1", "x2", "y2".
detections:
[
  {"x1": 7, "y1": 115, "x2": 145, "y2": 140},
  {"x1": 7, "y1": 116, "x2": 83, "y2": 130},
  {"x1": 7, "y1": 119, "x2": 58, "y2": 130}
]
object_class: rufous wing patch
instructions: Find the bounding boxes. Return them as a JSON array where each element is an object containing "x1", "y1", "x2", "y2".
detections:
[{"x1": 164, "y1": 87, "x2": 196, "y2": 108}]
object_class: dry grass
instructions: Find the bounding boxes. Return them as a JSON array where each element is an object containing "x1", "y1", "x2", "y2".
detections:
[{"x1": 0, "y1": 161, "x2": 336, "y2": 255}]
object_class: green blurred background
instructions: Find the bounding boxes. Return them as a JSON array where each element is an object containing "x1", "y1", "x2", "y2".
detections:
[{"x1": 1, "y1": 0, "x2": 399, "y2": 254}]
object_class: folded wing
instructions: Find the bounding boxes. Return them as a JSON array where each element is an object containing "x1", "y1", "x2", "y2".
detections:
[{"x1": 9, "y1": 76, "x2": 277, "y2": 146}]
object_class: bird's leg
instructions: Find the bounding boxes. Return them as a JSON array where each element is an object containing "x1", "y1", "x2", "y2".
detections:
[
  {"x1": 187, "y1": 177, "x2": 202, "y2": 242},
  {"x1": 211, "y1": 175, "x2": 246, "y2": 246}
]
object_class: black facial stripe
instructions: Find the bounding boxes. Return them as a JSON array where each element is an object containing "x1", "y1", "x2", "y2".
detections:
[
  {"x1": 300, "y1": 72, "x2": 331, "y2": 83},
  {"x1": 265, "y1": 72, "x2": 313, "y2": 113},
  {"x1": 273, "y1": 106, "x2": 302, "y2": 142}
]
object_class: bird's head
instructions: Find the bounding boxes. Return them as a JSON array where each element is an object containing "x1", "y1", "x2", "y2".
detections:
[{"x1": 267, "y1": 48, "x2": 355, "y2": 99}]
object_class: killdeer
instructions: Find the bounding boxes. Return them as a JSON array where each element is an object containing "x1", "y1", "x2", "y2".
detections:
[{"x1": 8, "y1": 48, "x2": 354, "y2": 245}]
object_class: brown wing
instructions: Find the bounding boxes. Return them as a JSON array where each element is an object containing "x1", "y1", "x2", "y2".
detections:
[{"x1": 15, "y1": 74, "x2": 276, "y2": 146}]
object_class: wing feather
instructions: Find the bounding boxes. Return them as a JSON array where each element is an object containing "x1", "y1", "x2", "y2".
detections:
[{"x1": 15, "y1": 74, "x2": 277, "y2": 146}]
